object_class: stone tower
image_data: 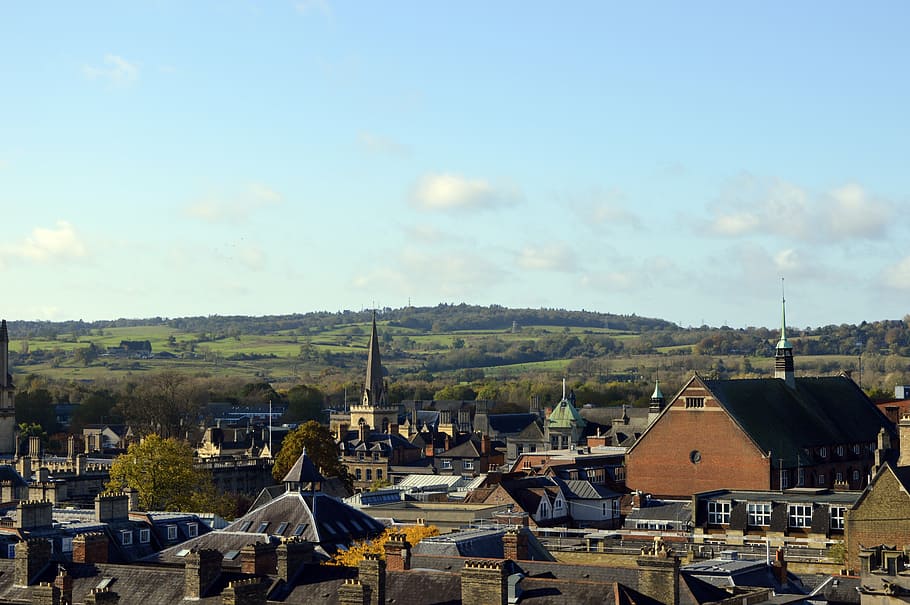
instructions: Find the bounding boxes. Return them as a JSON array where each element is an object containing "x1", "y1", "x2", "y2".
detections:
[
  {"x1": 0, "y1": 320, "x2": 16, "y2": 454},
  {"x1": 349, "y1": 313, "x2": 398, "y2": 434}
]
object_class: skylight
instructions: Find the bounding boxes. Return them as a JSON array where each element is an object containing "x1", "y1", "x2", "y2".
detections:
[{"x1": 275, "y1": 522, "x2": 288, "y2": 535}]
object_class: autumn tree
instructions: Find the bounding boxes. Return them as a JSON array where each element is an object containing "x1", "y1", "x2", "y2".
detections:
[
  {"x1": 329, "y1": 525, "x2": 440, "y2": 566},
  {"x1": 106, "y1": 434, "x2": 232, "y2": 517},
  {"x1": 272, "y1": 421, "x2": 349, "y2": 489}
]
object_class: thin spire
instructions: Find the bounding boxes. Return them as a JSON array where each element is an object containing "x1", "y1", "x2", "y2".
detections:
[
  {"x1": 776, "y1": 278, "x2": 791, "y2": 350},
  {"x1": 0, "y1": 320, "x2": 7, "y2": 343},
  {"x1": 363, "y1": 311, "x2": 385, "y2": 406}
]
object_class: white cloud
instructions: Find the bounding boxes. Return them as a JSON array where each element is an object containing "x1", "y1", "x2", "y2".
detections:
[
  {"x1": 882, "y1": 257, "x2": 910, "y2": 290},
  {"x1": 357, "y1": 131, "x2": 410, "y2": 156},
  {"x1": 83, "y1": 54, "x2": 139, "y2": 85},
  {"x1": 704, "y1": 175, "x2": 893, "y2": 244},
  {"x1": 580, "y1": 255, "x2": 680, "y2": 293},
  {"x1": 566, "y1": 188, "x2": 641, "y2": 230},
  {"x1": 410, "y1": 173, "x2": 521, "y2": 211},
  {"x1": 516, "y1": 243, "x2": 577, "y2": 272},
  {"x1": 183, "y1": 183, "x2": 284, "y2": 223},
  {"x1": 4, "y1": 221, "x2": 87, "y2": 263}
]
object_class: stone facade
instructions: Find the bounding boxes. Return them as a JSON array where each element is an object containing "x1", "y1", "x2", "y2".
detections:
[
  {"x1": 845, "y1": 464, "x2": 910, "y2": 572},
  {"x1": 461, "y1": 559, "x2": 507, "y2": 605}
]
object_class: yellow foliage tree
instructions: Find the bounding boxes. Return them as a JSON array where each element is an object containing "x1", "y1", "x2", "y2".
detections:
[{"x1": 329, "y1": 525, "x2": 440, "y2": 567}]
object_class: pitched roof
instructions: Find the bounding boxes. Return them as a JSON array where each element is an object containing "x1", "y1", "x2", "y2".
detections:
[
  {"x1": 438, "y1": 439, "x2": 481, "y2": 459},
  {"x1": 547, "y1": 396, "x2": 587, "y2": 430},
  {"x1": 488, "y1": 413, "x2": 539, "y2": 434},
  {"x1": 282, "y1": 449, "x2": 326, "y2": 485},
  {"x1": 412, "y1": 527, "x2": 555, "y2": 561},
  {"x1": 702, "y1": 376, "x2": 891, "y2": 465}
]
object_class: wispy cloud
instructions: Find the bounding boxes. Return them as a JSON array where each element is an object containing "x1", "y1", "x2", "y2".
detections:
[
  {"x1": 410, "y1": 173, "x2": 521, "y2": 211},
  {"x1": 183, "y1": 183, "x2": 284, "y2": 223},
  {"x1": 357, "y1": 131, "x2": 410, "y2": 157},
  {"x1": 296, "y1": 0, "x2": 333, "y2": 19},
  {"x1": 83, "y1": 54, "x2": 139, "y2": 85},
  {"x1": 566, "y1": 188, "x2": 642, "y2": 230},
  {"x1": 704, "y1": 174, "x2": 893, "y2": 243},
  {"x1": 3, "y1": 221, "x2": 87, "y2": 263},
  {"x1": 580, "y1": 256, "x2": 679, "y2": 293},
  {"x1": 516, "y1": 243, "x2": 577, "y2": 272},
  {"x1": 882, "y1": 256, "x2": 910, "y2": 291}
]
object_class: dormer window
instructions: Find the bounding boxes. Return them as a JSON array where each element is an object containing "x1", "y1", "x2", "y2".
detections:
[
  {"x1": 187, "y1": 523, "x2": 198, "y2": 538},
  {"x1": 120, "y1": 530, "x2": 133, "y2": 546},
  {"x1": 167, "y1": 525, "x2": 178, "y2": 540}
]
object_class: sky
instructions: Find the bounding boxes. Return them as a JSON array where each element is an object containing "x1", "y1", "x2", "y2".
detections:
[{"x1": 1, "y1": 2, "x2": 909, "y2": 328}]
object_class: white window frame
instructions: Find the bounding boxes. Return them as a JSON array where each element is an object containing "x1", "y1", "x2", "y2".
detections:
[
  {"x1": 852, "y1": 469, "x2": 861, "y2": 481},
  {"x1": 707, "y1": 501, "x2": 731, "y2": 525},
  {"x1": 746, "y1": 502, "x2": 771, "y2": 526},
  {"x1": 788, "y1": 504, "x2": 812, "y2": 528},
  {"x1": 187, "y1": 523, "x2": 198, "y2": 538},
  {"x1": 463, "y1": 459, "x2": 475, "y2": 470},
  {"x1": 817, "y1": 473, "x2": 825, "y2": 486},
  {"x1": 440, "y1": 459, "x2": 452, "y2": 469},
  {"x1": 120, "y1": 530, "x2": 133, "y2": 546},
  {"x1": 830, "y1": 506, "x2": 845, "y2": 530},
  {"x1": 139, "y1": 529, "x2": 151, "y2": 544},
  {"x1": 167, "y1": 525, "x2": 178, "y2": 540}
]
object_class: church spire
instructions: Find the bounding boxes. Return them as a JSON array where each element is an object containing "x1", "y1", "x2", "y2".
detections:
[
  {"x1": 362, "y1": 312, "x2": 387, "y2": 407},
  {"x1": 774, "y1": 280, "x2": 795, "y2": 388},
  {"x1": 0, "y1": 320, "x2": 9, "y2": 389}
]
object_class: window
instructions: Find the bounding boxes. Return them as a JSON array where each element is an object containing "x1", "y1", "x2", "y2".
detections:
[
  {"x1": 463, "y1": 460, "x2": 474, "y2": 470},
  {"x1": 603, "y1": 502, "x2": 608, "y2": 515},
  {"x1": 365, "y1": 469, "x2": 372, "y2": 481},
  {"x1": 836, "y1": 471, "x2": 843, "y2": 483},
  {"x1": 522, "y1": 458, "x2": 532, "y2": 469},
  {"x1": 256, "y1": 522, "x2": 269, "y2": 534},
  {"x1": 376, "y1": 469, "x2": 383, "y2": 480},
  {"x1": 139, "y1": 529, "x2": 150, "y2": 544},
  {"x1": 788, "y1": 504, "x2": 812, "y2": 528},
  {"x1": 817, "y1": 474, "x2": 825, "y2": 486},
  {"x1": 819, "y1": 447, "x2": 828, "y2": 458},
  {"x1": 167, "y1": 525, "x2": 178, "y2": 540},
  {"x1": 61, "y1": 537, "x2": 73, "y2": 553},
  {"x1": 852, "y1": 469, "x2": 861, "y2": 481},
  {"x1": 6, "y1": 544, "x2": 14, "y2": 559},
  {"x1": 357, "y1": 452, "x2": 364, "y2": 461},
  {"x1": 747, "y1": 502, "x2": 771, "y2": 526},
  {"x1": 708, "y1": 501, "x2": 730, "y2": 525},
  {"x1": 798, "y1": 468, "x2": 805, "y2": 486},
  {"x1": 830, "y1": 506, "x2": 845, "y2": 530},
  {"x1": 120, "y1": 531, "x2": 133, "y2": 546},
  {"x1": 781, "y1": 470, "x2": 789, "y2": 488},
  {"x1": 276, "y1": 522, "x2": 288, "y2": 535},
  {"x1": 355, "y1": 468, "x2": 362, "y2": 480},
  {"x1": 836, "y1": 445, "x2": 844, "y2": 457},
  {"x1": 292, "y1": 523, "x2": 307, "y2": 537},
  {"x1": 441, "y1": 459, "x2": 452, "y2": 469},
  {"x1": 853, "y1": 444, "x2": 861, "y2": 455},
  {"x1": 555, "y1": 498, "x2": 563, "y2": 509},
  {"x1": 685, "y1": 397, "x2": 705, "y2": 409},
  {"x1": 187, "y1": 523, "x2": 198, "y2": 538}
]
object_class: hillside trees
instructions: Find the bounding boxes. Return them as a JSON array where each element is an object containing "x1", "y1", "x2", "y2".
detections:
[{"x1": 116, "y1": 370, "x2": 206, "y2": 438}]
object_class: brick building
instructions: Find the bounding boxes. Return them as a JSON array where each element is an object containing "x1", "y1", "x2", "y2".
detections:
[{"x1": 626, "y1": 304, "x2": 892, "y2": 498}]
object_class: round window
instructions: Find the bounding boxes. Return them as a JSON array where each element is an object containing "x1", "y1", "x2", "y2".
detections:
[{"x1": 690, "y1": 450, "x2": 702, "y2": 464}]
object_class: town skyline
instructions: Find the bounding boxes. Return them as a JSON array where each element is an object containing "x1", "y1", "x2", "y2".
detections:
[{"x1": 2, "y1": 3, "x2": 909, "y2": 327}]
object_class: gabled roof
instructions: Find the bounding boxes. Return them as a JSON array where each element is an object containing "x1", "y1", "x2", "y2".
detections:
[
  {"x1": 515, "y1": 419, "x2": 545, "y2": 440},
  {"x1": 703, "y1": 376, "x2": 891, "y2": 464},
  {"x1": 556, "y1": 479, "x2": 621, "y2": 500},
  {"x1": 438, "y1": 439, "x2": 481, "y2": 459},
  {"x1": 488, "y1": 413, "x2": 538, "y2": 434}
]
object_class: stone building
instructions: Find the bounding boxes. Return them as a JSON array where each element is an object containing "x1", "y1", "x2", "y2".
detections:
[{"x1": 0, "y1": 320, "x2": 17, "y2": 455}]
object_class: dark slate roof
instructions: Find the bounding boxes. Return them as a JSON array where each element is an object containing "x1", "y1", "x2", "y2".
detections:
[
  {"x1": 515, "y1": 420, "x2": 545, "y2": 440},
  {"x1": 0, "y1": 465, "x2": 27, "y2": 488},
  {"x1": 282, "y1": 449, "x2": 327, "y2": 485},
  {"x1": 625, "y1": 500, "x2": 691, "y2": 523},
  {"x1": 412, "y1": 527, "x2": 555, "y2": 562},
  {"x1": 556, "y1": 479, "x2": 621, "y2": 500},
  {"x1": 438, "y1": 439, "x2": 481, "y2": 459},
  {"x1": 806, "y1": 574, "x2": 861, "y2": 603},
  {"x1": 488, "y1": 413, "x2": 539, "y2": 435},
  {"x1": 703, "y1": 376, "x2": 891, "y2": 465}
]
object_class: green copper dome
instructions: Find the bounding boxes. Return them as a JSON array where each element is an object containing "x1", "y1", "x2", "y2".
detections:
[{"x1": 547, "y1": 395, "x2": 587, "y2": 429}]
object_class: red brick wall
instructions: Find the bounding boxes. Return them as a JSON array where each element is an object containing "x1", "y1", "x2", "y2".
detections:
[{"x1": 626, "y1": 383, "x2": 770, "y2": 497}]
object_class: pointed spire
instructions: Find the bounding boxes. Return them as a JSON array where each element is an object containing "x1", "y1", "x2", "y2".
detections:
[
  {"x1": 776, "y1": 278, "x2": 791, "y2": 351},
  {"x1": 363, "y1": 311, "x2": 386, "y2": 407},
  {"x1": 651, "y1": 380, "x2": 664, "y2": 401},
  {"x1": 774, "y1": 280, "x2": 795, "y2": 388}
]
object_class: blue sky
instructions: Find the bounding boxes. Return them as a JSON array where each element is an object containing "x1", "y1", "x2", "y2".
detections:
[{"x1": 1, "y1": 1, "x2": 908, "y2": 327}]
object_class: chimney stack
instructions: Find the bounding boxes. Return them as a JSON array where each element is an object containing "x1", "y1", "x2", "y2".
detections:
[
  {"x1": 383, "y1": 533, "x2": 411, "y2": 571},
  {"x1": 636, "y1": 538, "x2": 679, "y2": 605},
  {"x1": 771, "y1": 548, "x2": 788, "y2": 585},
  {"x1": 338, "y1": 579, "x2": 370, "y2": 605},
  {"x1": 461, "y1": 560, "x2": 508, "y2": 605},
  {"x1": 359, "y1": 423, "x2": 370, "y2": 443},
  {"x1": 358, "y1": 553, "x2": 385, "y2": 605},
  {"x1": 15, "y1": 538, "x2": 52, "y2": 587},
  {"x1": 240, "y1": 542, "x2": 277, "y2": 576},
  {"x1": 503, "y1": 528, "x2": 529, "y2": 561},
  {"x1": 277, "y1": 538, "x2": 314, "y2": 582},
  {"x1": 73, "y1": 532, "x2": 109, "y2": 564},
  {"x1": 54, "y1": 568, "x2": 73, "y2": 605},
  {"x1": 184, "y1": 549, "x2": 223, "y2": 599},
  {"x1": 85, "y1": 588, "x2": 120, "y2": 604},
  {"x1": 898, "y1": 417, "x2": 910, "y2": 467},
  {"x1": 222, "y1": 578, "x2": 267, "y2": 605}
]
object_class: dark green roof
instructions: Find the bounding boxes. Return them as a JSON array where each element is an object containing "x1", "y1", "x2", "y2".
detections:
[{"x1": 703, "y1": 376, "x2": 892, "y2": 467}]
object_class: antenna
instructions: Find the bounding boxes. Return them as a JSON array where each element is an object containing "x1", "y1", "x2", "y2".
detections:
[{"x1": 268, "y1": 399, "x2": 273, "y2": 458}]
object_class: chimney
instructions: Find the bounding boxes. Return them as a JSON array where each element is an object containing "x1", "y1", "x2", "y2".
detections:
[
  {"x1": 636, "y1": 538, "x2": 679, "y2": 605},
  {"x1": 185, "y1": 549, "x2": 223, "y2": 599},
  {"x1": 383, "y1": 533, "x2": 411, "y2": 571},
  {"x1": 73, "y1": 532, "x2": 109, "y2": 564},
  {"x1": 222, "y1": 578, "x2": 266, "y2": 605},
  {"x1": 125, "y1": 488, "x2": 139, "y2": 512},
  {"x1": 389, "y1": 424, "x2": 399, "y2": 436},
  {"x1": 771, "y1": 548, "x2": 788, "y2": 585},
  {"x1": 898, "y1": 417, "x2": 910, "y2": 467},
  {"x1": 84, "y1": 588, "x2": 119, "y2": 604},
  {"x1": 240, "y1": 542, "x2": 278, "y2": 576},
  {"x1": 358, "y1": 553, "x2": 385, "y2": 605},
  {"x1": 67, "y1": 436, "x2": 76, "y2": 460},
  {"x1": 29, "y1": 436, "x2": 41, "y2": 459},
  {"x1": 17, "y1": 456, "x2": 32, "y2": 480},
  {"x1": 338, "y1": 422, "x2": 350, "y2": 440},
  {"x1": 95, "y1": 493, "x2": 129, "y2": 523},
  {"x1": 425, "y1": 442, "x2": 434, "y2": 458},
  {"x1": 338, "y1": 578, "x2": 370, "y2": 605},
  {"x1": 54, "y1": 568, "x2": 73, "y2": 605},
  {"x1": 15, "y1": 538, "x2": 52, "y2": 587},
  {"x1": 502, "y1": 528, "x2": 529, "y2": 561},
  {"x1": 277, "y1": 538, "x2": 314, "y2": 582},
  {"x1": 481, "y1": 435, "x2": 491, "y2": 456},
  {"x1": 16, "y1": 500, "x2": 54, "y2": 530},
  {"x1": 359, "y1": 423, "x2": 370, "y2": 443},
  {"x1": 32, "y1": 582, "x2": 60, "y2": 605},
  {"x1": 461, "y1": 559, "x2": 508, "y2": 605}
]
